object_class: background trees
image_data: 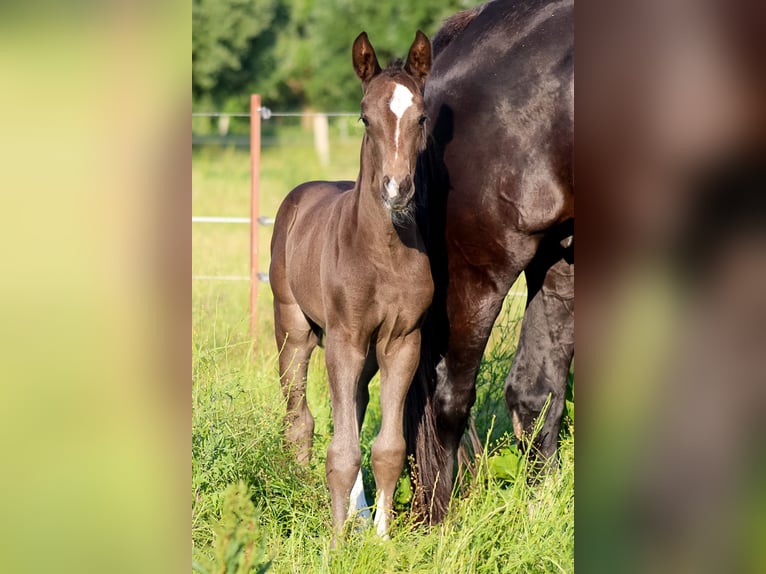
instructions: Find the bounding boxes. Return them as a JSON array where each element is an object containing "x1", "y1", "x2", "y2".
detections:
[{"x1": 192, "y1": 0, "x2": 472, "y2": 113}]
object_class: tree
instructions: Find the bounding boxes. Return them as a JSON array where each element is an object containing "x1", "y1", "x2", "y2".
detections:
[
  {"x1": 193, "y1": 0, "x2": 475, "y2": 112},
  {"x1": 305, "y1": 1, "x2": 469, "y2": 110},
  {"x1": 192, "y1": 0, "x2": 280, "y2": 105}
]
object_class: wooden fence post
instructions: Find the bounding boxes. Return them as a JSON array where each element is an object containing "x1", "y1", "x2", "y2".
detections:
[{"x1": 250, "y1": 95, "x2": 261, "y2": 340}]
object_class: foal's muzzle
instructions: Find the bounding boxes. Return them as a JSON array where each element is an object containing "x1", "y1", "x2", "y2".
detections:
[{"x1": 382, "y1": 175, "x2": 413, "y2": 211}]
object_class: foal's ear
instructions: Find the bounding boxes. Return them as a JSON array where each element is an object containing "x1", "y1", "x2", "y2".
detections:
[
  {"x1": 352, "y1": 31, "x2": 381, "y2": 88},
  {"x1": 404, "y1": 30, "x2": 432, "y2": 88}
]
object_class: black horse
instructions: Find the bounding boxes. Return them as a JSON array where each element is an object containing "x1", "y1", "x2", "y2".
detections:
[{"x1": 406, "y1": 0, "x2": 574, "y2": 523}]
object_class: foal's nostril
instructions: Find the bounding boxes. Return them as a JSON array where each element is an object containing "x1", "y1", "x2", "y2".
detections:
[{"x1": 400, "y1": 175, "x2": 412, "y2": 193}]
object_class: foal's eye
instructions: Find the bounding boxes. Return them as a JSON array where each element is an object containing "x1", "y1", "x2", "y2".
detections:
[
  {"x1": 418, "y1": 115, "x2": 428, "y2": 126},
  {"x1": 359, "y1": 115, "x2": 369, "y2": 127}
]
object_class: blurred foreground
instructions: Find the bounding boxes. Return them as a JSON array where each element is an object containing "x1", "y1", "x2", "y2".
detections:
[{"x1": 577, "y1": 1, "x2": 766, "y2": 572}]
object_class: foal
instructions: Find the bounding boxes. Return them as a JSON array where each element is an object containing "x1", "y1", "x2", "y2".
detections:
[{"x1": 269, "y1": 31, "x2": 433, "y2": 538}]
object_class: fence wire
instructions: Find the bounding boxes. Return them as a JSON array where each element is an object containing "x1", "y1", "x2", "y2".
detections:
[{"x1": 192, "y1": 110, "x2": 357, "y2": 119}]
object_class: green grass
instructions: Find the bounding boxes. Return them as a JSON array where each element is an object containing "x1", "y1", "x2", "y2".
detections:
[{"x1": 192, "y1": 125, "x2": 573, "y2": 573}]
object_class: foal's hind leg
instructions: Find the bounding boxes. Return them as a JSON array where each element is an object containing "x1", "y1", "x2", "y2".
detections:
[
  {"x1": 274, "y1": 301, "x2": 319, "y2": 464},
  {"x1": 372, "y1": 331, "x2": 420, "y2": 537},
  {"x1": 504, "y1": 243, "x2": 574, "y2": 464}
]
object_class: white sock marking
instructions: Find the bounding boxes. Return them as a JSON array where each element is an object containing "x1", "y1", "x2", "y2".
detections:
[
  {"x1": 389, "y1": 83, "x2": 414, "y2": 161},
  {"x1": 373, "y1": 490, "x2": 389, "y2": 537},
  {"x1": 347, "y1": 469, "x2": 371, "y2": 520}
]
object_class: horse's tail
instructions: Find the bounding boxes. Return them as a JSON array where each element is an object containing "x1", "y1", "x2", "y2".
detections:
[
  {"x1": 405, "y1": 324, "x2": 451, "y2": 525},
  {"x1": 408, "y1": 100, "x2": 452, "y2": 524}
]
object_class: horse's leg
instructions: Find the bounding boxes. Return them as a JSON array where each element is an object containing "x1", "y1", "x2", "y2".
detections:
[
  {"x1": 431, "y1": 279, "x2": 516, "y2": 516},
  {"x1": 372, "y1": 330, "x2": 420, "y2": 537},
  {"x1": 324, "y1": 333, "x2": 368, "y2": 537},
  {"x1": 274, "y1": 301, "x2": 319, "y2": 464},
  {"x1": 356, "y1": 349, "x2": 377, "y2": 433},
  {"x1": 347, "y1": 350, "x2": 377, "y2": 521},
  {"x1": 504, "y1": 238, "x2": 574, "y2": 464}
]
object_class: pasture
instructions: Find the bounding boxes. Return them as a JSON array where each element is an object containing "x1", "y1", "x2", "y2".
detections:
[{"x1": 192, "y1": 121, "x2": 574, "y2": 573}]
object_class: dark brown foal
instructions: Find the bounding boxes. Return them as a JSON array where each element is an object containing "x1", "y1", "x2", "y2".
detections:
[{"x1": 269, "y1": 31, "x2": 433, "y2": 539}]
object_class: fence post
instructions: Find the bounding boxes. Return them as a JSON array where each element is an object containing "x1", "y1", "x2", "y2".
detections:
[
  {"x1": 313, "y1": 113, "x2": 330, "y2": 166},
  {"x1": 250, "y1": 94, "x2": 261, "y2": 341}
]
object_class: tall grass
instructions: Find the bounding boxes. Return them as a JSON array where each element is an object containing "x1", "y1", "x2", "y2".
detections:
[{"x1": 192, "y1": 128, "x2": 573, "y2": 573}]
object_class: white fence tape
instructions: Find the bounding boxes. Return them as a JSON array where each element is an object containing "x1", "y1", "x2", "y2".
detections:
[{"x1": 192, "y1": 216, "x2": 250, "y2": 224}]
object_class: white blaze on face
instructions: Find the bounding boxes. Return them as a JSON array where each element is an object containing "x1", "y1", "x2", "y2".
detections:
[
  {"x1": 347, "y1": 469, "x2": 371, "y2": 521},
  {"x1": 389, "y1": 83, "x2": 414, "y2": 161}
]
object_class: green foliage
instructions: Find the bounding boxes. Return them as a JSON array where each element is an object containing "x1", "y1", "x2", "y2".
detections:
[
  {"x1": 192, "y1": 0, "x2": 475, "y2": 112},
  {"x1": 284, "y1": 0, "x2": 470, "y2": 110},
  {"x1": 193, "y1": 482, "x2": 273, "y2": 574},
  {"x1": 394, "y1": 472, "x2": 413, "y2": 510},
  {"x1": 564, "y1": 370, "x2": 575, "y2": 427},
  {"x1": 193, "y1": 0, "x2": 280, "y2": 104},
  {"x1": 488, "y1": 442, "x2": 523, "y2": 483}
]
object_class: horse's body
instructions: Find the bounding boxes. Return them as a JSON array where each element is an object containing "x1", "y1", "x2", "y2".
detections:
[
  {"x1": 407, "y1": 0, "x2": 574, "y2": 522},
  {"x1": 270, "y1": 31, "x2": 433, "y2": 538}
]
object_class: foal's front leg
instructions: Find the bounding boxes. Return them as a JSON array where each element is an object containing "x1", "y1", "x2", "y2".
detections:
[
  {"x1": 324, "y1": 333, "x2": 368, "y2": 536},
  {"x1": 373, "y1": 330, "x2": 420, "y2": 537},
  {"x1": 347, "y1": 350, "x2": 378, "y2": 522}
]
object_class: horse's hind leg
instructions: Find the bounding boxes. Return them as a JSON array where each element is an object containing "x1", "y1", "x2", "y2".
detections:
[
  {"x1": 274, "y1": 301, "x2": 319, "y2": 464},
  {"x1": 372, "y1": 331, "x2": 420, "y2": 537},
  {"x1": 504, "y1": 236, "x2": 574, "y2": 464}
]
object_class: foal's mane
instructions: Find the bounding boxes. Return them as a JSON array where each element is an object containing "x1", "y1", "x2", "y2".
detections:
[
  {"x1": 384, "y1": 59, "x2": 405, "y2": 73},
  {"x1": 380, "y1": 59, "x2": 414, "y2": 81},
  {"x1": 372, "y1": 60, "x2": 423, "y2": 90}
]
